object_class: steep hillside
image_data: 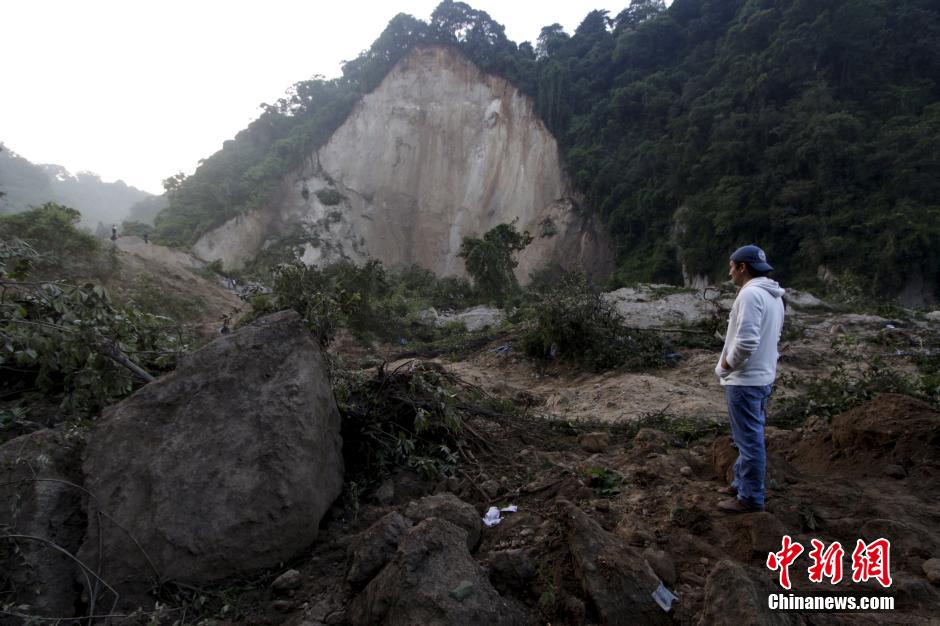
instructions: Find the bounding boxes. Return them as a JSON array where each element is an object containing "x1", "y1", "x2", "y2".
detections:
[
  {"x1": 153, "y1": 0, "x2": 940, "y2": 301},
  {"x1": 193, "y1": 46, "x2": 610, "y2": 282}
]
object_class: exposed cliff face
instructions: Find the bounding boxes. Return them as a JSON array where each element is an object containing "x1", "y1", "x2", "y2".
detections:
[{"x1": 194, "y1": 46, "x2": 611, "y2": 281}]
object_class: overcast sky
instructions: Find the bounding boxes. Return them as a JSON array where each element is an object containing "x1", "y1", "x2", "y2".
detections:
[{"x1": 1, "y1": 1, "x2": 630, "y2": 194}]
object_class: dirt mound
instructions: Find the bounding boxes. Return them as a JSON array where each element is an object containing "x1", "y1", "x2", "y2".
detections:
[{"x1": 787, "y1": 394, "x2": 940, "y2": 480}]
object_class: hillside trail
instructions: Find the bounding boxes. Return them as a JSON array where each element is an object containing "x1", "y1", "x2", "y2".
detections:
[{"x1": 112, "y1": 236, "x2": 243, "y2": 340}]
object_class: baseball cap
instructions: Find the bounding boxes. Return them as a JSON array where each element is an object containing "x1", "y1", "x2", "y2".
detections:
[{"x1": 730, "y1": 244, "x2": 773, "y2": 272}]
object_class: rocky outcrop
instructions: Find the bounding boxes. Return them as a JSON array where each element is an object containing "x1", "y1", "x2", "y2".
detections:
[
  {"x1": 349, "y1": 517, "x2": 525, "y2": 625},
  {"x1": 77, "y1": 310, "x2": 343, "y2": 604},
  {"x1": 194, "y1": 46, "x2": 611, "y2": 282},
  {"x1": 699, "y1": 561, "x2": 795, "y2": 625},
  {"x1": 346, "y1": 512, "x2": 412, "y2": 587},
  {"x1": 404, "y1": 493, "x2": 482, "y2": 552},
  {"x1": 561, "y1": 500, "x2": 671, "y2": 624},
  {"x1": 0, "y1": 430, "x2": 85, "y2": 618}
]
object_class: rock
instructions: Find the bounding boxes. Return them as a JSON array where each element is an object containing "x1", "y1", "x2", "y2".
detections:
[
  {"x1": 885, "y1": 464, "x2": 907, "y2": 479},
  {"x1": 700, "y1": 561, "x2": 794, "y2": 625},
  {"x1": 372, "y1": 479, "x2": 395, "y2": 505},
  {"x1": 642, "y1": 548, "x2": 677, "y2": 586},
  {"x1": 347, "y1": 512, "x2": 412, "y2": 586},
  {"x1": 445, "y1": 305, "x2": 505, "y2": 332},
  {"x1": 604, "y1": 286, "x2": 717, "y2": 329},
  {"x1": 272, "y1": 569, "x2": 303, "y2": 592},
  {"x1": 680, "y1": 466, "x2": 693, "y2": 477},
  {"x1": 405, "y1": 493, "x2": 482, "y2": 551},
  {"x1": 836, "y1": 313, "x2": 889, "y2": 327},
  {"x1": 727, "y1": 512, "x2": 788, "y2": 561},
  {"x1": 272, "y1": 599, "x2": 295, "y2": 613},
  {"x1": 486, "y1": 548, "x2": 539, "y2": 590},
  {"x1": 414, "y1": 307, "x2": 439, "y2": 325},
  {"x1": 383, "y1": 469, "x2": 435, "y2": 505},
  {"x1": 926, "y1": 311, "x2": 940, "y2": 323},
  {"x1": 579, "y1": 431, "x2": 610, "y2": 453},
  {"x1": 561, "y1": 594, "x2": 587, "y2": 623},
  {"x1": 480, "y1": 479, "x2": 501, "y2": 499},
  {"x1": 784, "y1": 289, "x2": 828, "y2": 309},
  {"x1": 923, "y1": 558, "x2": 940, "y2": 585},
  {"x1": 349, "y1": 518, "x2": 525, "y2": 625},
  {"x1": 78, "y1": 311, "x2": 344, "y2": 604},
  {"x1": 0, "y1": 430, "x2": 85, "y2": 617},
  {"x1": 561, "y1": 500, "x2": 670, "y2": 624},
  {"x1": 634, "y1": 428, "x2": 670, "y2": 454}
]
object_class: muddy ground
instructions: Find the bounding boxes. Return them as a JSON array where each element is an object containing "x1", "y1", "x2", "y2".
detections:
[{"x1": 198, "y1": 306, "x2": 940, "y2": 625}]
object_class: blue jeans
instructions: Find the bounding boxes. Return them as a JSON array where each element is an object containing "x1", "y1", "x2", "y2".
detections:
[{"x1": 725, "y1": 384, "x2": 773, "y2": 509}]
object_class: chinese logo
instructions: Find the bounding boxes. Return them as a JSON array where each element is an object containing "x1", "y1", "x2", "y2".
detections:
[{"x1": 767, "y1": 535, "x2": 892, "y2": 590}]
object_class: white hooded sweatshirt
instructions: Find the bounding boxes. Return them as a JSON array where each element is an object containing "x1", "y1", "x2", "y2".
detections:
[{"x1": 715, "y1": 277, "x2": 786, "y2": 386}]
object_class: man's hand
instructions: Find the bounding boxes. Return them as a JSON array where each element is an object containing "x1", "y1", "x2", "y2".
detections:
[{"x1": 721, "y1": 356, "x2": 731, "y2": 371}]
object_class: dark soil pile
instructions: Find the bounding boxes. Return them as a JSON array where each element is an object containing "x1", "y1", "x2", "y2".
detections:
[{"x1": 215, "y1": 392, "x2": 940, "y2": 625}]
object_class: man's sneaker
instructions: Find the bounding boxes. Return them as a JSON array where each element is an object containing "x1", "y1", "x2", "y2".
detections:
[
  {"x1": 717, "y1": 498, "x2": 763, "y2": 514},
  {"x1": 716, "y1": 485, "x2": 737, "y2": 496}
]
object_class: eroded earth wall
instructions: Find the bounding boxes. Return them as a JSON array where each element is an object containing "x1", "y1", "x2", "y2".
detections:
[{"x1": 194, "y1": 46, "x2": 610, "y2": 281}]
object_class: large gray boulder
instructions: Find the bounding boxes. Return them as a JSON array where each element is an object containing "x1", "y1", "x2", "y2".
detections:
[
  {"x1": 77, "y1": 310, "x2": 343, "y2": 603},
  {"x1": 0, "y1": 429, "x2": 85, "y2": 618},
  {"x1": 561, "y1": 500, "x2": 671, "y2": 624},
  {"x1": 349, "y1": 518, "x2": 525, "y2": 625}
]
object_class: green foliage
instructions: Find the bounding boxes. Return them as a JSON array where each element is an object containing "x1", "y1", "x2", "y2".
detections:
[
  {"x1": 315, "y1": 188, "x2": 345, "y2": 206},
  {"x1": 458, "y1": 222, "x2": 533, "y2": 303},
  {"x1": 263, "y1": 260, "x2": 406, "y2": 346},
  {"x1": 252, "y1": 259, "x2": 485, "y2": 347},
  {"x1": 335, "y1": 362, "x2": 469, "y2": 482},
  {"x1": 520, "y1": 273, "x2": 670, "y2": 371},
  {"x1": 1, "y1": 211, "x2": 191, "y2": 418},
  {"x1": 587, "y1": 467, "x2": 623, "y2": 496},
  {"x1": 0, "y1": 204, "x2": 98, "y2": 268},
  {"x1": 0, "y1": 270, "x2": 189, "y2": 418}
]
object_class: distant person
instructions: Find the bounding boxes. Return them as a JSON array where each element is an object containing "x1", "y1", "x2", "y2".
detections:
[
  {"x1": 143, "y1": 232, "x2": 149, "y2": 244},
  {"x1": 714, "y1": 245, "x2": 785, "y2": 514},
  {"x1": 110, "y1": 224, "x2": 118, "y2": 242}
]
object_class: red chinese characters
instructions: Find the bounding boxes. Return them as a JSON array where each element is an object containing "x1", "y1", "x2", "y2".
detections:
[
  {"x1": 807, "y1": 539, "x2": 845, "y2": 584},
  {"x1": 767, "y1": 536, "x2": 892, "y2": 589},
  {"x1": 766, "y1": 534, "x2": 805, "y2": 590},
  {"x1": 851, "y1": 538, "x2": 893, "y2": 588}
]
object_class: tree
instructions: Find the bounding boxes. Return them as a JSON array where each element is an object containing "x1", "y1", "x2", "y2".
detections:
[{"x1": 458, "y1": 222, "x2": 533, "y2": 303}]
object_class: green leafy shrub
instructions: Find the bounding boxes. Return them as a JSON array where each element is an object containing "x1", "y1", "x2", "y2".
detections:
[
  {"x1": 1, "y1": 267, "x2": 189, "y2": 418},
  {"x1": 520, "y1": 273, "x2": 670, "y2": 372},
  {"x1": 0, "y1": 204, "x2": 99, "y2": 276},
  {"x1": 335, "y1": 362, "x2": 466, "y2": 482},
  {"x1": 315, "y1": 188, "x2": 344, "y2": 206},
  {"x1": 459, "y1": 222, "x2": 532, "y2": 304}
]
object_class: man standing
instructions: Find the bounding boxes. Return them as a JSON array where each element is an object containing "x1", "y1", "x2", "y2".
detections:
[{"x1": 715, "y1": 244, "x2": 785, "y2": 513}]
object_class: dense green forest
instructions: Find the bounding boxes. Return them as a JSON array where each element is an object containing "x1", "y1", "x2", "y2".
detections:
[{"x1": 154, "y1": 0, "x2": 940, "y2": 297}]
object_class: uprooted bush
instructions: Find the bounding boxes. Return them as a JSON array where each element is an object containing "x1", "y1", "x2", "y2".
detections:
[
  {"x1": 333, "y1": 360, "x2": 513, "y2": 484},
  {"x1": 520, "y1": 273, "x2": 671, "y2": 372}
]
